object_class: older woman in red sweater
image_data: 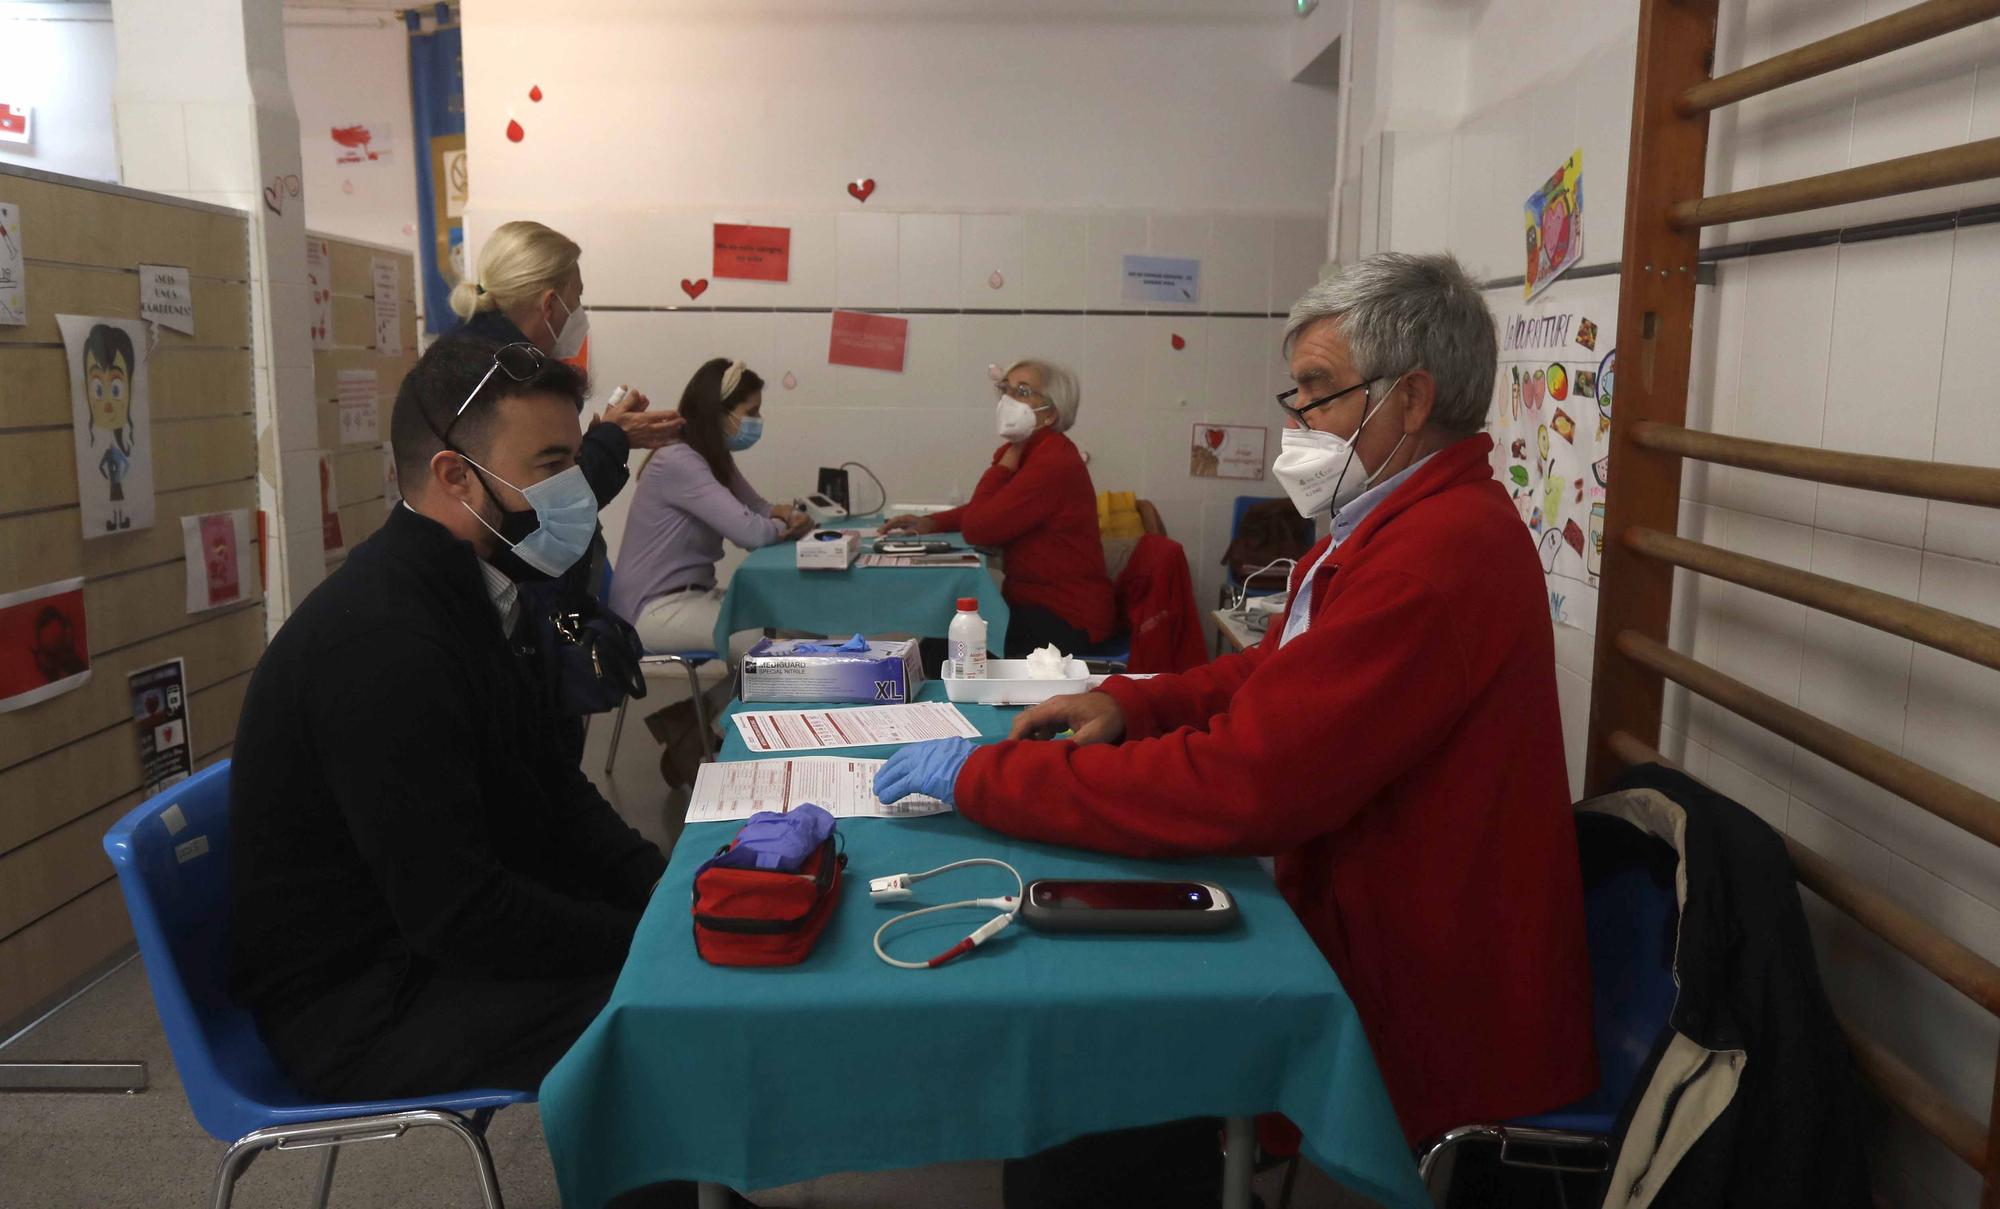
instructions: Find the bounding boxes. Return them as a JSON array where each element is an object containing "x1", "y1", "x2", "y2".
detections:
[{"x1": 881, "y1": 359, "x2": 1115, "y2": 657}]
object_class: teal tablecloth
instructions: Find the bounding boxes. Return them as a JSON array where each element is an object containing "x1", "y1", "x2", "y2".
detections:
[
  {"x1": 539, "y1": 686, "x2": 1427, "y2": 1209},
  {"x1": 712, "y1": 515, "x2": 1010, "y2": 654}
]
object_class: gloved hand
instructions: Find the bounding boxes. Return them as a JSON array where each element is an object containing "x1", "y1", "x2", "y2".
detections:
[{"x1": 874, "y1": 737, "x2": 975, "y2": 806}]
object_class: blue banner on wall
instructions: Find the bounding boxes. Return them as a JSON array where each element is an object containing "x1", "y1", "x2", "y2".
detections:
[{"x1": 407, "y1": 3, "x2": 465, "y2": 338}]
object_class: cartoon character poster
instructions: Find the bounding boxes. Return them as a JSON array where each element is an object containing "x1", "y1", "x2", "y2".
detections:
[
  {"x1": 60, "y1": 315, "x2": 154, "y2": 538},
  {"x1": 0, "y1": 577, "x2": 90, "y2": 713},
  {"x1": 1488, "y1": 293, "x2": 1614, "y2": 632},
  {"x1": 1524, "y1": 149, "x2": 1584, "y2": 300}
]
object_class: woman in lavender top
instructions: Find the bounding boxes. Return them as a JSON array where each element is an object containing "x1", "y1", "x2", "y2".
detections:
[{"x1": 610, "y1": 357, "x2": 813, "y2": 657}]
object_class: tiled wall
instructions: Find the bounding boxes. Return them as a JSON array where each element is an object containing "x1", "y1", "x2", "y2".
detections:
[
  {"x1": 505, "y1": 207, "x2": 1329, "y2": 644},
  {"x1": 1399, "y1": 2, "x2": 2000, "y2": 1204}
]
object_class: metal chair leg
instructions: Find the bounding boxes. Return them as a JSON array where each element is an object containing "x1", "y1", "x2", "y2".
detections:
[
  {"x1": 680, "y1": 660, "x2": 713, "y2": 763},
  {"x1": 427, "y1": 1110, "x2": 507, "y2": 1209},
  {"x1": 603, "y1": 696, "x2": 631, "y2": 777},
  {"x1": 210, "y1": 1135, "x2": 268, "y2": 1209},
  {"x1": 310, "y1": 1144, "x2": 339, "y2": 1209},
  {"x1": 210, "y1": 1109, "x2": 507, "y2": 1209}
]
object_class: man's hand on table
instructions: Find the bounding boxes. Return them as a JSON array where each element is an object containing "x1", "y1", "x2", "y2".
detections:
[
  {"x1": 1007, "y1": 691, "x2": 1126, "y2": 746},
  {"x1": 874, "y1": 737, "x2": 975, "y2": 805}
]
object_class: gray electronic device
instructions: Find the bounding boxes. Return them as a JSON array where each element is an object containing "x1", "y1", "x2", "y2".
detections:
[{"x1": 1018, "y1": 879, "x2": 1239, "y2": 934}]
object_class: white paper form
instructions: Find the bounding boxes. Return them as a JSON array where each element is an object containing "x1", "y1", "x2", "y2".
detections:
[
  {"x1": 687, "y1": 757, "x2": 949, "y2": 823},
  {"x1": 730, "y1": 701, "x2": 979, "y2": 754}
]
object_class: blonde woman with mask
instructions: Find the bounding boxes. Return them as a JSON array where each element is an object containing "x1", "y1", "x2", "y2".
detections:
[{"x1": 449, "y1": 220, "x2": 683, "y2": 512}]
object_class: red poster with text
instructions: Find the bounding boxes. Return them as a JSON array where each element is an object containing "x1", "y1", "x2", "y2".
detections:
[
  {"x1": 713, "y1": 223, "x2": 791, "y2": 282},
  {"x1": 827, "y1": 310, "x2": 908, "y2": 373},
  {"x1": 0, "y1": 577, "x2": 91, "y2": 713}
]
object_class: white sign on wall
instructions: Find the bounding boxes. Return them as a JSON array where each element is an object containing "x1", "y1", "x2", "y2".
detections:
[
  {"x1": 0, "y1": 203, "x2": 23, "y2": 326},
  {"x1": 371, "y1": 258, "x2": 401, "y2": 355},
  {"x1": 138, "y1": 264, "x2": 196, "y2": 336}
]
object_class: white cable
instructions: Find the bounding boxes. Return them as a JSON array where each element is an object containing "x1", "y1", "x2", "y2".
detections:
[
  {"x1": 1230, "y1": 557, "x2": 1298, "y2": 612},
  {"x1": 871, "y1": 859, "x2": 1024, "y2": 970}
]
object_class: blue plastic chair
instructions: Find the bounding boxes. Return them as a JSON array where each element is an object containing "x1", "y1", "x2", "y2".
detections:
[
  {"x1": 102, "y1": 762, "x2": 531, "y2": 1209},
  {"x1": 1413, "y1": 810, "x2": 1680, "y2": 1196},
  {"x1": 1220, "y1": 495, "x2": 1309, "y2": 607}
]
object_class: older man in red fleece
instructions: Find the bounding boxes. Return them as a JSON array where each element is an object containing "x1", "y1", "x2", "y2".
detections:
[{"x1": 875, "y1": 251, "x2": 1595, "y2": 1205}]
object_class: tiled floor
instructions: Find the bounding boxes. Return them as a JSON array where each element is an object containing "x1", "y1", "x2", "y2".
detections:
[{"x1": 0, "y1": 703, "x2": 1379, "y2": 1209}]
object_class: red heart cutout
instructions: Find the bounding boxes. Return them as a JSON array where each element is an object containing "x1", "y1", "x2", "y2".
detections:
[
  {"x1": 506, "y1": 118, "x2": 525, "y2": 143},
  {"x1": 1170, "y1": 333, "x2": 1186, "y2": 350},
  {"x1": 528, "y1": 85, "x2": 543, "y2": 102},
  {"x1": 262, "y1": 180, "x2": 282, "y2": 216},
  {"x1": 847, "y1": 178, "x2": 876, "y2": 202},
  {"x1": 681, "y1": 278, "x2": 709, "y2": 300}
]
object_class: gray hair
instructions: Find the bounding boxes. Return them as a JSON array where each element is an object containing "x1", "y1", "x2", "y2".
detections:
[
  {"x1": 1008, "y1": 358, "x2": 1080, "y2": 432},
  {"x1": 1282, "y1": 252, "x2": 1498, "y2": 436}
]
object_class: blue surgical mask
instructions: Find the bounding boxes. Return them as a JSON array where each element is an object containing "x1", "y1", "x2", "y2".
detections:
[
  {"x1": 727, "y1": 414, "x2": 764, "y2": 452},
  {"x1": 459, "y1": 456, "x2": 598, "y2": 579}
]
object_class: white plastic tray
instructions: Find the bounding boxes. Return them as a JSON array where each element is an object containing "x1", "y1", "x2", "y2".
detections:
[{"x1": 942, "y1": 658, "x2": 1093, "y2": 706}]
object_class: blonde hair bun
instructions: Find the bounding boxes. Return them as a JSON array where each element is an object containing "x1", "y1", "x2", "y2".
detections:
[{"x1": 455, "y1": 220, "x2": 582, "y2": 321}]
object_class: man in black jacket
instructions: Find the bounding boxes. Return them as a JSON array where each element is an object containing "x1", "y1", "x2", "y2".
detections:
[{"x1": 230, "y1": 337, "x2": 667, "y2": 1102}]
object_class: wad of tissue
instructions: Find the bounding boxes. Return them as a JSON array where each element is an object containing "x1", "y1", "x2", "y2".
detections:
[{"x1": 1023, "y1": 644, "x2": 1070, "y2": 679}]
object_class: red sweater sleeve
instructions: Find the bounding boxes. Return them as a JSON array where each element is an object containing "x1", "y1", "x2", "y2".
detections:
[
  {"x1": 925, "y1": 447, "x2": 1008, "y2": 534},
  {"x1": 957, "y1": 568, "x2": 1469, "y2": 858},
  {"x1": 1096, "y1": 646, "x2": 1265, "y2": 739},
  {"x1": 954, "y1": 456, "x2": 1065, "y2": 547}
]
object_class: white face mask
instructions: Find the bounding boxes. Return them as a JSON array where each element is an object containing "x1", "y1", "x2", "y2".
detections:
[
  {"x1": 550, "y1": 293, "x2": 589, "y2": 361},
  {"x1": 996, "y1": 395, "x2": 1043, "y2": 443},
  {"x1": 1270, "y1": 376, "x2": 1407, "y2": 518}
]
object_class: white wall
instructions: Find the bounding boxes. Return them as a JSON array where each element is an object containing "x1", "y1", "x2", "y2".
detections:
[
  {"x1": 0, "y1": 3, "x2": 120, "y2": 181},
  {"x1": 1357, "y1": 0, "x2": 2000, "y2": 1204},
  {"x1": 460, "y1": 3, "x2": 1341, "y2": 641},
  {"x1": 283, "y1": 10, "x2": 421, "y2": 260}
]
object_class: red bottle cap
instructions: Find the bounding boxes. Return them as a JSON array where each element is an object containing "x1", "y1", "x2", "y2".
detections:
[{"x1": 957, "y1": 598, "x2": 978, "y2": 610}]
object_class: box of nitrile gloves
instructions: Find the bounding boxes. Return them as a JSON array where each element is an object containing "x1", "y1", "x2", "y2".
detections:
[{"x1": 739, "y1": 637, "x2": 925, "y2": 703}]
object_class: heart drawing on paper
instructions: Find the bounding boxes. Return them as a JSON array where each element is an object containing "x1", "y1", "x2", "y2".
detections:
[
  {"x1": 847, "y1": 178, "x2": 876, "y2": 203},
  {"x1": 262, "y1": 179, "x2": 283, "y2": 216},
  {"x1": 1170, "y1": 333, "x2": 1186, "y2": 350},
  {"x1": 1204, "y1": 427, "x2": 1226, "y2": 450},
  {"x1": 681, "y1": 278, "x2": 709, "y2": 300},
  {"x1": 782, "y1": 371, "x2": 798, "y2": 390}
]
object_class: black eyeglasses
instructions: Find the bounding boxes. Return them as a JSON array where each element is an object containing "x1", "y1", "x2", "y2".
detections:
[
  {"x1": 1275, "y1": 376, "x2": 1386, "y2": 428},
  {"x1": 454, "y1": 342, "x2": 547, "y2": 420}
]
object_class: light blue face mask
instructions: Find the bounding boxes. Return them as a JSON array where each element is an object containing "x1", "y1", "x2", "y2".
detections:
[
  {"x1": 727, "y1": 414, "x2": 764, "y2": 452},
  {"x1": 459, "y1": 456, "x2": 598, "y2": 579}
]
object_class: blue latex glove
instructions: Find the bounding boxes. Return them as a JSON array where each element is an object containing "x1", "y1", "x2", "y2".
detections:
[
  {"x1": 787, "y1": 633, "x2": 871, "y2": 654},
  {"x1": 874, "y1": 737, "x2": 975, "y2": 806}
]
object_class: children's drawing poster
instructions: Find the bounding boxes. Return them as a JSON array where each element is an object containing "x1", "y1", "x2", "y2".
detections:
[
  {"x1": 61, "y1": 315, "x2": 155, "y2": 538},
  {"x1": 181, "y1": 508, "x2": 257, "y2": 613},
  {"x1": 1488, "y1": 294, "x2": 1614, "y2": 632},
  {"x1": 0, "y1": 577, "x2": 90, "y2": 713},
  {"x1": 1524, "y1": 149, "x2": 1583, "y2": 300},
  {"x1": 0, "y1": 202, "x2": 24, "y2": 326}
]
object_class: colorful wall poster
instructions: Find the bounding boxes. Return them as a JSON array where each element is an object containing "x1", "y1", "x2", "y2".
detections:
[
  {"x1": 128, "y1": 658, "x2": 192, "y2": 794},
  {"x1": 371, "y1": 258, "x2": 402, "y2": 355},
  {"x1": 0, "y1": 202, "x2": 23, "y2": 326},
  {"x1": 1524, "y1": 149, "x2": 1584, "y2": 300},
  {"x1": 306, "y1": 236, "x2": 333, "y2": 349},
  {"x1": 1488, "y1": 292, "x2": 1614, "y2": 632},
  {"x1": 713, "y1": 223, "x2": 791, "y2": 282},
  {"x1": 139, "y1": 264, "x2": 196, "y2": 337},
  {"x1": 1121, "y1": 255, "x2": 1201, "y2": 306},
  {"x1": 330, "y1": 121, "x2": 394, "y2": 166},
  {"x1": 827, "y1": 310, "x2": 909, "y2": 373},
  {"x1": 181, "y1": 508, "x2": 256, "y2": 613},
  {"x1": 1190, "y1": 424, "x2": 1268, "y2": 481},
  {"x1": 0, "y1": 104, "x2": 30, "y2": 146},
  {"x1": 61, "y1": 314, "x2": 155, "y2": 537},
  {"x1": 337, "y1": 369, "x2": 380, "y2": 444},
  {"x1": 0, "y1": 577, "x2": 90, "y2": 713}
]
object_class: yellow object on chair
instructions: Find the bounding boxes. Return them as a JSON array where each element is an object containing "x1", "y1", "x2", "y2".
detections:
[{"x1": 1097, "y1": 491, "x2": 1145, "y2": 539}]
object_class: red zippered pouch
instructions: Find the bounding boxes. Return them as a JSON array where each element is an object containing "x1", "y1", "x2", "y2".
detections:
[{"x1": 690, "y1": 834, "x2": 845, "y2": 966}]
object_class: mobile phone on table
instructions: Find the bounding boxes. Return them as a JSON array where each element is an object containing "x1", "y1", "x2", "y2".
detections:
[{"x1": 1019, "y1": 879, "x2": 1239, "y2": 933}]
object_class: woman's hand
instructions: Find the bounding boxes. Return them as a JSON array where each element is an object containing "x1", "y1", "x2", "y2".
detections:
[
  {"x1": 779, "y1": 510, "x2": 815, "y2": 541},
  {"x1": 1006, "y1": 692, "x2": 1126, "y2": 746},
  {"x1": 880, "y1": 514, "x2": 937, "y2": 536},
  {"x1": 997, "y1": 444, "x2": 1025, "y2": 472},
  {"x1": 601, "y1": 387, "x2": 684, "y2": 449}
]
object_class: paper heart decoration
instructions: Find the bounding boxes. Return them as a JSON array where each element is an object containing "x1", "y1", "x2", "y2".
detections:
[
  {"x1": 1170, "y1": 333, "x2": 1186, "y2": 350},
  {"x1": 262, "y1": 179, "x2": 283, "y2": 215},
  {"x1": 681, "y1": 278, "x2": 709, "y2": 300},
  {"x1": 505, "y1": 118, "x2": 525, "y2": 143},
  {"x1": 528, "y1": 85, "x2": 543, "y2": 102},
  {"x1": 987, "y1": 364, "x2": 1005, "y2": 384},
  {"x1": 988, "y1": 270, "x2": 1004, "y2": 289},
  {"x1": 781, "y1": 371, "x2": 798, "y2": 390},
  {"x1": 1204, "y1": 427, "x2": 1226, "y2": 450},
  {"x1": 847, "y1": 178, "x2": 876, "y2": 202}
]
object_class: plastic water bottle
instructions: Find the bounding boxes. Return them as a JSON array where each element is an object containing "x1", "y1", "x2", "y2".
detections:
[{"x1": 947, "y1": 597, "x2": 987, "y2": 679}]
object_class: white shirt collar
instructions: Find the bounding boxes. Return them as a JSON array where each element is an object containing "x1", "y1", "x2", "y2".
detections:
[{"x1": 1279, "y1": 451, "x2": 1435, "y2": 648}]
